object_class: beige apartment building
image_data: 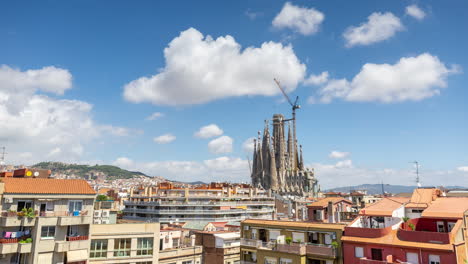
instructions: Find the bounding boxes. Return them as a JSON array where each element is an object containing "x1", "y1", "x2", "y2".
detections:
[
  {"x1": 0, "y1": 177, "x2": 95, "y2": 263},
  {"x1": 159, "y1": 227, "x2": 203, "y2": 264},
  {"x1": 89, "y1": 223, "x2": 159, "y2": 264}
]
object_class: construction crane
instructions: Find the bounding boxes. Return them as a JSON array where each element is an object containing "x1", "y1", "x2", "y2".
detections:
[
  {"x1": 412, "y1": 161, "x2": 421, "y2": 187},
  {"x1": 274, "y1": 78, "x2": 301, "y2": 167}
]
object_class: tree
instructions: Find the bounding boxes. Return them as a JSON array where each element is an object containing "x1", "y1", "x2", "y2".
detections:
[{"x1": 96, "y1": 194, "x2": 109, "y2": 201}]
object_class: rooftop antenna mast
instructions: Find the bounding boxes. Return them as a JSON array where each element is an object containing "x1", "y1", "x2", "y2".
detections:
[
  {"x1": 274, "y1": 78, "x2": 301, "y2": 167},
  {"x1": 412, "y1": 161, "x2": 421, "y2": 187}
]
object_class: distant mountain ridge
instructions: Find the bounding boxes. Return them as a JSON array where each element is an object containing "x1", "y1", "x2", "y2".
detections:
[
  {"x1": 32, "y1": 161, "x2": 148, "y2": 180},
  {"x1": 325, "y1": 184, "x2": 467, "y2": 195}
]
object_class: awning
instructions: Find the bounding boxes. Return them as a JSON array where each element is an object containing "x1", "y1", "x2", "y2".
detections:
[{"x1": 67, "y1": 249, "x2": 88, "y2": 262}]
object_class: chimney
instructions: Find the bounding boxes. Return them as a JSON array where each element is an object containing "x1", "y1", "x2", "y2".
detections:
[{"x1": 327, "y1": 201, "x2": 334, "y2": 223}]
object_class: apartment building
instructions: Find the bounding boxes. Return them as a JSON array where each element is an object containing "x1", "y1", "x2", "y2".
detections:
[
  {"x1": 240, "y1": 219, "x2": 346, "y2": 264},
  {"x1": 0, "y1": 177, "x2": 95, "y2": 263},
  {"x1": 195, "y1": 231, "x2": 240, "y2": 264},
  {"x1": 123, "y1": 182, "x2": 275, "y2": 223},
  {"x1": 342, "y1": 189, "x2": 468, "y2": 263},
  {"x1": 89, "y1": 222, "x2": 159, "y2": 264},
  {"x1": 307, "y1": 198, "x2": 353, "y2": 223},
  {"x1": 159, "y1": 227, "x2": 202, "y2": 264}
]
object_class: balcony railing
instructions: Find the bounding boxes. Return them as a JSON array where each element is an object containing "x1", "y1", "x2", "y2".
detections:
[
  {"x1": 397, "y1": 229, "x2": 450, "y2": 244},
  {"x1": 240, "y1": 261, "x2": 256, "y2": 264},
  {"x1": 67, "y1": 235, "x2": 89, "y2": 241},
  {"x1": 306, "y1": 244, "x2": 336, "y2": 257},
  {"x1": 359, "y1": 258, "x2": 389, "y2": 264},
  {"x1": 345, "y1": 226, "x2": 392, "y2": 238}
]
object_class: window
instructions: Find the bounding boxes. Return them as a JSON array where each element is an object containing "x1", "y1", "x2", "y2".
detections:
[
  {"x1": 355, "y1": 247, "x2": 364, "y2": 258},
  {"x1": 90, "y1": 239, "x2": 108, "y2": 258},
  {"x1": 324, "y1": 234, "x2": 332, "y2": 245},
  {"x1": 411, "y1": 209, "x2": 423, "y2": 213},
  {"x1": 172, "y1": 238, "x2": 179, "y2": 248},
  {"x1": 406, "y1": 252, "x2": 418, "y2": 264},
  {"x1": 68, "y1": 225, "x2": 79, "y2": 237},
  {"x1": 114, "y1": 238, "x2": 131, "y2": 257},
  {"x1": 68, "y1": 200, "x2": 83, "y2": 213},
  {"x1": 17, "y1": 201, "x2": 33, "y2": 211},
  {"x1": 41, "y1": 226, "x2": 56, "y2": 239},
  {"x1": 448, "y1": 222, "x2": 456, "y2": 232},
  {"x1": 429, "y1": 255, "x2": 440, "y2": 264},
  {"x1": 371, "y1": 248, "x2": 383, "y2": 261},
  {"x1": 264, "y1": 257, "x2": 277, "y2": 264},
  {"x1": 182, "y1": 261, "x2": 193, "y2": 264},
  {"x1": 137, "y1": 238, "x2": 153, "y2": 256},
  {"x1": 436, "y1": 221, "x2": 445, "y2": 232},
  {"x1": 292, "y1": 232, "x2": 305, "y2": 243},
  {"x1": 251, "y1": 229, "x2": 258, "y2": 239},
  {"x1": 280, "y1": 258, "x2": 292, "y2": 264},
  {"x1": 269, "y1": 230, "x2": 280, "y2": 240}
]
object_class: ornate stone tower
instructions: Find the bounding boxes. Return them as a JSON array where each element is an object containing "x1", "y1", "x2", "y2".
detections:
[{"x1": 251, "y1": 114, "x2": 318, "y2": 197}]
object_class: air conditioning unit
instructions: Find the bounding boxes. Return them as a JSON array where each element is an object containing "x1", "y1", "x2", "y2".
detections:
[
  {"x1": 4, "y1": 197, "x2": 13, "y2": 204},
  {"x1": 102, "y1": 210, "x2": 110, "y2": 217},
  {"x1": 94, "y1": 210, "x2": 102, "y2": 217},
  {"x1": 93, "y1": 219, "x2": 102, "y2": 224},
  {"x1": 102, "y1": 219, "x2": 110, "y2": 224}
]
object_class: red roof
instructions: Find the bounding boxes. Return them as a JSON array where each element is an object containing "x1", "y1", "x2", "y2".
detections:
[{"x1": 2, "y1": 178, "x2": 96, "y2": 195}]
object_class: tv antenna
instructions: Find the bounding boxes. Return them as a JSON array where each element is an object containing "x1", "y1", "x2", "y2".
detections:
[
  {"x1": 274, "y1": 78, "x2": 301, "y2": 167},
  {"x1": 411, "y1": 161, "x2": 421, "y2": 187},
  {"x1": 0, "y1": 147, "x2": 6, "y2": 166}
]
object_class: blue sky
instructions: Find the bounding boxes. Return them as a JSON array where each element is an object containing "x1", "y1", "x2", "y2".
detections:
[{"x1": 1, "y1": 0, "x2": 467, "y2": 188}]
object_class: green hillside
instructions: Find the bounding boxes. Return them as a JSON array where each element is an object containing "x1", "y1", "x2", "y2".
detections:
[{"x1": 32, "y1": 161, "x2": 148, "y2": 180}]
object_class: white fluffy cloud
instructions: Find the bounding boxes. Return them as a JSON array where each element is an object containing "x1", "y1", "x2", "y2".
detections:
[
  {"x1": 242, "y1": 137, "x2": 256, "y2": 154},
  {"x1": 329, "y1": 151, "x2": 350, "y2": 159},
  {"x1": 272, "y1": 2, "x2": 324, "y2": 36},
  {"x1": 123, "y1": 28, "x2": 306, "y2": 106},
  {"x1": 0, "y1": 65, "x2": 139, "y2": 165},
  {"x1": 318, "y1": 53, "x2": 459, "y2": 103},
  {"x1": 406, "y1": 5, "x2": 426, "y2": 20},
  {"x1": 304, "y1": 71, "x2": 329, "y2": 86},
  {"x1": 146, "y1": 112, "x2": 164, "y2": 121},
  {"x1": 208, "y1": 136, "x2": 233, "y2": 154},
  {"x1": 153, "y1": 134, "x2": 176, "y2": 144},
  {"x1": 343, "y1": 12, "x2": 404, "y2": 47},
  {"x1": 194, "y1": 124, "x2": 224, "y2": 138},
  {"x1": 458, "y1": 166, "x2": 468, "y2": 172},
  {"x1": 113, "y1": 156, "x2": 249, "y2": 183}
]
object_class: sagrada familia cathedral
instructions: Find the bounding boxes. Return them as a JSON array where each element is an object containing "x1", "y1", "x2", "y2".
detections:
[{"x1": 251, "y1": 114, "x2": 318, "y2": 197}]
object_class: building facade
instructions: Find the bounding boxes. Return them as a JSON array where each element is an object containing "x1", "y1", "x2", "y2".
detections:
[
  {"x1": 251, "y1": 115, "x2": 318, "y2": 197},
  {"x1": 89, "y1": 223, "x2": 159, "y2": 264},
  {"x1": 342, "y1": 189, "x2": 468, "y2": 264},
  {"x1": 240, "y1": 219, "x2": 346, "y2": 264},
  {"x1": 123, "y1": 183, "x2": 275, "y2": 223},
  {"x1": 159, "y1": 228, "x2": 202, "y2": 264},
  {"x1": 195, "y1": 231, "x2": 240, "y2": 264},
  {"x1": 0, "y1": 177, "x2": 95, "y2": 264}
]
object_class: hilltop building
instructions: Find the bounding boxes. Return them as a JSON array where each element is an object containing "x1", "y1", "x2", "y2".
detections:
[{"x1": 251, "y1": 114, "x2": 318, "y2": 197}]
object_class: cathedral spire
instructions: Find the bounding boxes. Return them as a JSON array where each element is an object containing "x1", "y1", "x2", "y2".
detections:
[{"x1": 269, "y1": 136, "x2": 278, "y2": 191}]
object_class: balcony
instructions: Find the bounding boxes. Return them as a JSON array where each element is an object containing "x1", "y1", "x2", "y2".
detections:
[
  {"x1": 397, "y1": 218, "x2": 455, "y2": 244},
  {"x1": 18, "y1": 242, "x2": 32, "y2": 253},
  {"x1": 55, "y1": 236, "x2": 89, "y2": 252},
  {"x1": 345, "y1": 226, "x2": 392, "y2": 238},
  {"x1": 159, "y1": 246, "x2": 203, "y2": 260},
  {"x1": 241, "y1": 238, "x2": 262, "y2": 247},
  {"x1": 0, "y1": 240, "x2": 19, "y2": 254},
  {"x1": 276, "y1": 243, "x2": 306, "y2": 255},
  {"x1": 56, "y1": 211, "x2": 92, "y2": 226},
  {"x1": 0, "y1": 211, "x2": 36, "y2": 227},
  {"x1": 224, "y1": 247, "x2": 240, "y2": 255},
  {"x1": 359, "y1": 259, "x2": 390, "y2": 264},
  {"x1": 240, "y1": 261, "x2": 257, "y2": 264},
  {"x1": 306, "y1": 244, "x2": 336, "y2": 258}
]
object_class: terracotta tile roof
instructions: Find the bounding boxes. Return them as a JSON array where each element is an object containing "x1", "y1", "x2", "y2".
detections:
[
  {"x1": 242, "y1": 219, "x2": 347, "y2": 231},
  {"x1": 308, "y1": 197, "x2": 352, "y2": 208},
  {"x1": 341, "y1": 230, "x2": 454, "y2": 251},
  {"x1": 405, "y1": 188, "x2": 440, "y2": 208},
  {"x1": 210, "y1": 222, "x2": 228, "y2": 227},
  {"x1": 2, "y1": 178, "x2": 96, "y2": 195},
  {"x1": 359, "y1": 197, "x2": 409, "y2": 217},
  {"x1": 421, "y1": 197, "x2": 468, "y2": 219}
]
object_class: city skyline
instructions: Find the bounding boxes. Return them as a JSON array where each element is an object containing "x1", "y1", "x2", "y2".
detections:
[{"x1": 1, "y1": 0, "x2": 467, "y2": 188}]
